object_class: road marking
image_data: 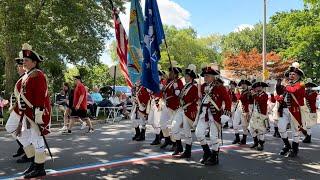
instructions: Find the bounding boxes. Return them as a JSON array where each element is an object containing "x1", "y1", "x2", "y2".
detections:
[{"x1": 1, "y1": 143, "x2": 247, "y2": 179}]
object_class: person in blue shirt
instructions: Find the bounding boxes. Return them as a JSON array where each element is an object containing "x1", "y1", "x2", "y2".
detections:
[{"x1": 90, "y1": 86, "x2": 103, "y2": 117}]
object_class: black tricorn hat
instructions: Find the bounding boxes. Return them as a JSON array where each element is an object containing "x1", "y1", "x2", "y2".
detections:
[
  {"x1": 185, "y1": 64, "x2": 198, "y2": 79},
  {"x1": 238, "y1": 79, "x2": 252, "y2": 86},
  {"x1": 252, "y1": 81, "x2": 269, "y2": 88},
  {"x1": 21, "y1": 43, "x2": 43, "y2": 62}
]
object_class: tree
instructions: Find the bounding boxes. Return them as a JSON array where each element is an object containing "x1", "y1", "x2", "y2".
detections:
[
  {"x1": 223, "y1": 48, "x2": 293, "y2": 79},
  {"x1": 0, "y1": 0, "x2": 125, "y2": 96}
]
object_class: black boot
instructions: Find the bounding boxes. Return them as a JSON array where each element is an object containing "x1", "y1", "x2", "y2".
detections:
[
  {"x1": 23, "y1": 158, "x2": 35, "y2": 175},
  {"x1": 279, "y1": 138, "x2": 291, "y2": 156},
  {"x1": 256, "y1": 140, "x2": 265, "y2": 151},
  {"x1": 200, "y1": 144, "x2": 212, "y2": 164},
  {"x1": 24, "y1": 163, "x2": 46, "y2": 178},
  {"x1": 13, "y1": 140, "x2": 24, "y2": 158},
  {"x1": 132, "y1": 127, "x2": 141, "y2": 141},
  {"x1": 240, "y1": 134, "x2": 247, "y2": 145},
  {"x1": 303, "y1": 134, "x2": 311, "y2": 143},
  {"x1": 250, "y1": 137, "x2": 259, "y2": 149},
  {"x1": 204, "y1": 150, "x2": 219, "y2": 165},
  {"x1": 160, "y1": 137, "x2": 173, "y2": 149},
  {"x1": 179, "y1": 144, "x2": 192, "y2": 158},
  {"x1": 136, "y1": 128, "x2": 146, "y2": 141},
  {"x1": 273, "y1": 127, "x2": 281, "y2": 138},
  {"x1": 232, "y1": 133, "x2": 240, "y2": 144},
  {"x1": 159, "y1": 130, "x2": 164, "y2": 141},
  {"x1": 172, "y1": 140, "x2": 183, "y2": 156},
  {"x1": 150, "y1": 134, "x2": 161, "y2": 145},
  {"x1": 287, "y1": 142, "x2": 299, "y2": 157},
  {"x1": 17, "y1": 154, "x2": 33, "y2": 163},
  {"x1": 205, "y1": 131, "x2": 210, "y2": 137},
  {"x1": 223, "y1": 122, "x2": 229, "y2": 128}
]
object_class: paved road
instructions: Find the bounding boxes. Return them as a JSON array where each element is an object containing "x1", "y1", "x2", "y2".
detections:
[{"x1": 0, "y1": 120, "x2": 320, "y2": 180}]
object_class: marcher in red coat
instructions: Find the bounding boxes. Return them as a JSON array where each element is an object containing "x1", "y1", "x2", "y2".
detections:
[
  {"x1": 5, "y1": 58, "x2": 33, "y2": 163},
  {"x1": 249, "y1": 81, "x2": 269, "y2": 151},
  {"x1": 223, "y1": 81, "x2": 237, "y2": 128},
  {"x1": 171, "y1": 64, "x2": 199, "y2": 158},
  {"x1": 232, "y1": 79, "x2": 252, "y2": 145},
  {"x1": 302, "y1": 78, "x2": 318, "y2": 143},
  {"x1": 17, "y1": 43, "x2": 51, "y2": 178},
  {"x1": 160, "y1": 61, "x2": 184, "y2": 149},
  {"x1": 195, "y1": 63, "x2": 232, "y2": 166},
  {"x1": 277, "y1": 62, "x2": 306, "y2": 158},
  {"x1": 131, "y1": 82, "x2": 150, "y2": 141}
]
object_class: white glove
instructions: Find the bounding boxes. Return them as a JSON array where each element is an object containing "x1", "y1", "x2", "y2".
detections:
[
  {"x1": 173, "y1": 83, "x2": 178, "y2": 89},
  {"x1": 175, "y1": 90, "x2": 180, "y2": 96},
  {"x1": 35, "y1": 108, "x2": 44, "y2": 124},
  {"x1": 221, "y1": 115, "x2": 230, "y2": 124}
]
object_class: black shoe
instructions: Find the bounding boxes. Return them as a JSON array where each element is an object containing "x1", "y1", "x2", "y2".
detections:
[
  {"x1": 240, "y1": 134, "x2": 247, "y2": 145},
  {"x1": 223, "y1": 122, "x2": 229, "y2": 129},
  {"x1": 250, "y1": 137, "x2": 259, "y2": 149},
  {"x1": 24, "y1": 163, "x2": 46, "y2": 179},
  {"x1": 179, "y1": 144, "x2": 192, "y2": 158},
  {"x1": 273, "y1": 127, "x2": 281, "y2": 138},
  {"x1": 256, "y1": 140, "x2": 264, "y2": 151},
  {"x1": 150, "y1": 134, "x2": 161, "y2": 145},
  {"x1": 17, "y1": 154, "x2": 32, "y2": 163},
  {"x1": 279, "y1": 138, "x2": 291, "y2": 156},
  {"x1": 136, "y1": 129, "x2": 146, "y2": 141},
  {"x1": 232, "y1": 133, "x2": 240, "y2": 144},
  {"x1": 204, "y1": 150, "x2": 219, "y2": 166},
  {"x1": 287, "y1": 142, "x2": 299, "y2": 157},
  {"x1": 132, "y1": 127, "x2": 141, "y2": 141},
  {"x1": 23, "y1": 160, "x2": 35, "y2": 175},
  {"x1": 205, "y1": 131, "x2": 210, "y2": 138},
  {"x1": 172, "y1": 140, "x2": 183, "y2": 156},
  {"x1": 160, "y1": 137, "x2": 173, "y2": 149},
  {"x1": 13, "y1": 140, "x2": 24, "y2": 158},
  {"x1": 199, "y1": 144, "x2": 212, "y2": 164},
  {"x1": 302, "y1": 135, "x2": 311, "y2": 143},
  {"x1": 159, "y1": 130, "x2": 164, "y2": 141}
]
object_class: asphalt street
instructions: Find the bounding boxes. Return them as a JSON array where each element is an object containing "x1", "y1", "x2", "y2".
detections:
[{"x1": 0, "y1": 120, "x2": 319, "y2": 180}]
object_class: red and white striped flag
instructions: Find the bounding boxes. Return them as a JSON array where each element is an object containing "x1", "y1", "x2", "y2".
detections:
[{"x1": 112, "y1": 9, "x2": 133, "y2": 88}]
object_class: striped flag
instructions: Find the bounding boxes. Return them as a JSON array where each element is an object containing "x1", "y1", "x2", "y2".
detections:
[{"x1": 112, "y1": 8, "x2": 133, "y2": 88}]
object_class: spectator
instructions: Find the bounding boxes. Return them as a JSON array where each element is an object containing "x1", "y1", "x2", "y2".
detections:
[
  {"x1": 86, "y1": 86, "x2": 96, "y2": 119},
  {"x1": 109, "y1": 91, "x2": 121, "y2": 106},
  {"x1": 56, "y1": 89, "x2": 67, "y2": 110},
  {"x1": 91, "y1": 86, "x2": 103, "y2": 116}
]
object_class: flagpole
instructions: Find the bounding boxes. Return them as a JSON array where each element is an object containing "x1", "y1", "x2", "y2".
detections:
[{"x1": 164, "y1": 39, "x2": 174, "y2": 74}]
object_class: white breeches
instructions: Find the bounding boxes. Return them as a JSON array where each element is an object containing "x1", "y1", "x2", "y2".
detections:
[
  {"x1": 195, "y1": 111, "x2": 220, "y2": 151},
  {"x1": 160, "y1": 106, "x2": 176, "y2": 137},
  {"x1": 147, "y1": 105, "x2": 161, "y2": 134},
  {"x1": 278, "y1": 108, "x2": 300, "y2": 143},
  {"x1": 131, "y1": 105, "x2": 147, "y2": 129},
  {"x1": 171, "y1": 109, "x2": 193, "y2": 145}
]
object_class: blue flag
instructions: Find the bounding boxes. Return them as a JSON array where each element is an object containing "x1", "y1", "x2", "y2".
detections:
[
  {"x1": 141, "y1": 0, "x2": 165, "y2": 93},
  {"x1": 127, "y1": 0, "x2": 144, "y2": 84}
]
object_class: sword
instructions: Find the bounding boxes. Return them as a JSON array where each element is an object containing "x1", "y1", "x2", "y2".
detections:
[{"x1": 33, "y1": 109, "x2": 54, "y2": 162}]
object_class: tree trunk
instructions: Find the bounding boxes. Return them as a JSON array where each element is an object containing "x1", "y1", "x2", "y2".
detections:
[{"x1": 4, "y1": 42, "x2": 18, "y2": 97}]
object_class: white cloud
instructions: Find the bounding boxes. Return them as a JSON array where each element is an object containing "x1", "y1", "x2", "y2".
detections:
[{"x1": 233, "y1": 24, "x2": 254, "y2": 32}]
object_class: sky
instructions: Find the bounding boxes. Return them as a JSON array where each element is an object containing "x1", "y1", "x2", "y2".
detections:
[{"x1": 101, "y1": 0, "x2": 304, "y2": 66}]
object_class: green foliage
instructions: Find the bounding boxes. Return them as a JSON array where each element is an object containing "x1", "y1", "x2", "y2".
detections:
[
  {"x1": 0, "y1": 0, "x2": 125, "y2": 95},
  {"x1": 159, "y1": 25, "x2": 221, "y2": 71}
]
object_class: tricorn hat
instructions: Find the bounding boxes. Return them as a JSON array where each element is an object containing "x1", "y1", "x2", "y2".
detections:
[
  {"x1": 284, "y1": 62, "x2": 304, "y2": 77},
  {"x1": 185, "y1": 64, "x2": 198, "y2": 79},
  {"x1": 168, "y1": 61, "x2": 182, "y2": 74},
  {"x1": 21, "y1": 43, "x2": 43, "y2": 62},
  {"x1": 305, "y1": 78, "x2": 317, "y2": 88},
  {"x1": 200, "y1": 63, "x2": 220, "y2": 77}
]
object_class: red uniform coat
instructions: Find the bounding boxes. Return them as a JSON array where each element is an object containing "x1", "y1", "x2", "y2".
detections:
[
  {"x1": 21, "y1": 69, "x2": 51, "y2": 135},
  {"x1": 306, "y1": 91, "x2": 317, "y2": 113},
  {"x1": 254, "y1": 91, "x2": 268, "y2": 115},
  {"x1": 228, "y1": 88, "x2": 238, "y2": 103},
  {"x1": 239, "y1": 89, "x2": 251, "y2": 113},
  {"x1": 181, "y1": 83, "x2": 199, "y2": 121},
  {"x1": 278, "y1": 82, "x2": 306, "y2": 126},
  {"x1": 137, "y1": 86, "x2": 150, "y2": 115},
  {"x1": 201, "y1": 83, "x2": 232, "y2": 123},
  {"x1": 164, "y1": 78, "x2": 184, "y2": 111}
]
